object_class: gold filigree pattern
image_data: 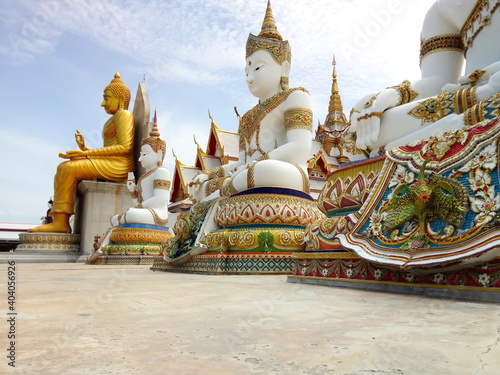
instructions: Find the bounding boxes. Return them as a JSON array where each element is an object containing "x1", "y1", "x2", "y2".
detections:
[
  {"x1": 408, "y1": 88, "x2": 477, "y2": 125},
  {"x1": 421, "y1": 129, "x2": 469, "y2": 160},
  {"x1": 389, "y1": 80, "x2": 419, "y2": 106},
  {"x1": 146, "y1": 208, "x2": 169, "y2": 226},
  {"x1": 205, "y1": 227, "x2": 305, "y2": 252},
  {"x1": 238, "y1": 88, "x2": 309, "y2": 159},
  {"x1": 284, "y1": 107, "x2": 313, "y2": 132},
  {"x1": 341, "y1": 130, "x2": 364, "y2": 156},
  {"x1": 464, "y1": 92, "x2": 500, "y2": 126},
  {"x1": 356, "y1": 112, "x2": 383, "y2": 121},
  {"x1": 220, "y1": 179, "x2": 239, "y2": 197},
  {"x1": 247, "y1": 163, "x2": 256, "y2": 189},
  {"x1": 215, "y1": 194, "x2": 323, "y2": 227},
  {"x1": 305, "y1": 216, "x2": 350, "y2": 251},
  {"x1": 109, "y1": 228, "x2": 172, "y2": 244},
  {"x1": 206, "y1": 166, "x2": 225, "y2": 179},
  {"x1": 205, "y1": 176, "x2": 228, "y2": 197},
  {"x1": 419, "y1": 33, "x2": 464, "y2": 64},
  {"x1": 246, "y1": 36, "x2": 291, "y2": 65},
  {"x1": 103, "y1": 244, "x2": 162, "y2": 255},
  {"x1": 461, "y1": 0, "x2": 500, "y2": 52},
  {"x1": 153, "y1": 179, "x2": 171, "y2": 190}
]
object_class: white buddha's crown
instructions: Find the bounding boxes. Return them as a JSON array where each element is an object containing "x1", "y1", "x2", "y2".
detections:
[
  {"x1": 141, "y1": 111, "x2": 166, "y2": 162},
  {"x1": 246, "y1": 0, "x2": 291, "y2": 65}
]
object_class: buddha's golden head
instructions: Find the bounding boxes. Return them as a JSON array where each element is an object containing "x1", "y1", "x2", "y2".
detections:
[
  {"x1": 246, "y1": 0, "x2": 291, "y2": 67},
  {"x1": 104, "y1": 72, "x2": 131, "y2": 110}
]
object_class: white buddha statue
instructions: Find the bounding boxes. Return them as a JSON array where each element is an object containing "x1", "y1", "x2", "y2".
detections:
[
  {"x1": 350, "y1": 0, "x2": 500, "y2": 154},
  {"x1": 164, "y1": 0, "x2": 316, "y2": 260},
  {"x1": 111, "y1": 116, "x2": 171, "y2": 227},
  {"x1": 88, "y1": 116, "x2": 171, "y2": 262},
  {"x1": 189, "y1": 0, "x2": 313, "y2": 201}
]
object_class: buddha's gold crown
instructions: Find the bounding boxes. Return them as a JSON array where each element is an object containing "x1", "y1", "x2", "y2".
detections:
[
  {"x1": 246, "y1": 0, "x2": 291, "y2": 65},
  {"x1": 141, "y1": 111, "x2": 166, "y2": 162},
  {"x1": 104, "y1": 72, "x2": 131, "y2": 110}
]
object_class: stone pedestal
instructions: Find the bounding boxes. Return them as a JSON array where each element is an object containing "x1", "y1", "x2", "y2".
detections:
[
  {"x1": 74, "y1": 180, "x2": 133, "y2": 260},
  {"x1": 91, "y1": 224, "x2": 172, "y2": 265},
  {"x1": 6, "y1": 232, "x2": 82, "y2": 263}
]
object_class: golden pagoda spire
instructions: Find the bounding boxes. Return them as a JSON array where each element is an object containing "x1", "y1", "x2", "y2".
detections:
[
  {"x1": 325, "y1": 54, "x2": 348, "y2": 130},
  {"x1": 259, "y1": 0, "x2": 282, "y2": 41}
]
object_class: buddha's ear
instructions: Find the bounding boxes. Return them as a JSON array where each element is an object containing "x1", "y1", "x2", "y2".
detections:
[
  {"x1": 281, "y1": 60, "x2": 290, "y2": 78},
  {"x1": 157, "y1": 150, "x2": 163, "y2": 162}
]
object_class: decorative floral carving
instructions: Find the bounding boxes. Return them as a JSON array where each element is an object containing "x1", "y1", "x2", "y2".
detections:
[{"x1": 470, "y1": 186, "x2": 500, "y2": 226}]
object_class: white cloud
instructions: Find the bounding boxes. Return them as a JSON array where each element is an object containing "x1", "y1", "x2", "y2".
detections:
[{"x1": 0, "y1": 0, "x2": 438, "y2": 223}]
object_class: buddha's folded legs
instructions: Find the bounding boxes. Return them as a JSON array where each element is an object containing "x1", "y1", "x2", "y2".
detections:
[
  {"x1": 51, "y1": 159, "x2": 100, "y2": 215},
  {"x1": 29, "y1": 159, "x2": 101, "y2": 233},
  {"x1": 229, "y1": 160, "x2": 310, "y2": 194}
]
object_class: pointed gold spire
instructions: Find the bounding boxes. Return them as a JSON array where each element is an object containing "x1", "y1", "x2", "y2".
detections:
[
  {"x1": 325, "y1": 54, "x2": 348, "y2": 130},
  {"x1": 259, "y1": 0, "x2": 282, "y2": 41},
  {"x1": 149, "y1": 109, "x2": 160, "y2": 138},
  {"x1": 246, "y1": 0, "x2": 290, "y2": 64}
]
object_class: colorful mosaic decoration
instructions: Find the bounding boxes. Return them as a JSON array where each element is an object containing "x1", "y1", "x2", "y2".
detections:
[
  {"x1": 203, "y1": 188, "x2": 324, "y2": 254},
  {"x1": 461, "y1": 0, "x2": 500, "y2": 52},
  {"x1": 102, "y1": 244, "x2": 162, "y2": 256},
  {"x1": 151, "y1": 253, "x2": 295, "y2": 274},
  {"x1": 407, "y1": 88, "x2": 477, "y2": 126},
  {"x1": 317, "y1": 156, "x2": 385, "y2": 214},
  {"x1": 163, "y1": 200, "x2": 214, "y2": 259},
  {"x1": 96, "y1": 255, "x2": 159, "y2": 265},
  {"x1": 306, "y1": 157, "x2": 385, "y2": 250},
  {"x1": 419, "y1": 33, "x2": 464, "y2": 64},
  {"x1": 215, "y1": 189, "x2": 323, "y2": 227},
  {"x1": 205, "y1": 227, "x2": 305, "y2": 253},
  {"x1": 239, "y1": 88, "x2": 308, "y2": 158},
  {"x1": 290, "y1": 253, "x2": 500, "y2": 292},
  {"x1": 95, "y1": 224, "x2": 171, "y2": 264},
  {"x1": 109, "y1": 227, "x2": 172, "y2": 244},
  {"x1": 338, "y1": 116, "x2": 500, "y2": 271}
]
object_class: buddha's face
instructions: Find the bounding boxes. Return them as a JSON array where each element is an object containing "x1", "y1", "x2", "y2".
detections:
[
  {"x1": 101, "y1": 89, "x2": 121, "y2": 114},
  {"x1": 139, "y1": 144, "x2": 159, "y2": 170},
  {"x1": 245, "y1": 50, "x2": 284, "y2": 100}
]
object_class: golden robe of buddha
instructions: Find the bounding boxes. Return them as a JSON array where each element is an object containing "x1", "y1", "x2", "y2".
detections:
[{"x1": 30, "y1": 72, "x2": 134, "y2": 233}]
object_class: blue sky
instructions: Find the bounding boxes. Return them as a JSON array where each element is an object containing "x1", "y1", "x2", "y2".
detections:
[{"x1": 0, "y1": 0, "x2": 435, "y2": 224}]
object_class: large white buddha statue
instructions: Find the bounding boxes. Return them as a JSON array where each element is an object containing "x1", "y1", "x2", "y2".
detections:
[
  {"x1": 164, "y1": 0, "x2": 317, "y2": 260},
  {"x1": 189, "y1": 0, "x2": 313, "y2": 202},
  {"x1": 111, "y1": 114, "x2": 171, "y2": 227},
  {"x1": 350, "y1": 0, "x2": 500, "y2": 154}
]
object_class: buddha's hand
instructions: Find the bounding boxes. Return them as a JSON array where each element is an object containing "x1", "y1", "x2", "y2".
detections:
[
  {"x1": 189, "y1": 173, "x2": 209, "y2": 191},
  {"x1": 349, "y1": 88, "x2": 400, "y2": 150},
  {"x1": 126, "y1": 180, "x2": 136, "y2": 193},
  {"x1": 75, "y1": 130, "x2": 90, "y2": 151},
  {"x1": 59, "y1": 149, "x2": 86, "y2": 160},
  {"x1": 478, "y1": 71, "x2": 500, "y2": 101}
]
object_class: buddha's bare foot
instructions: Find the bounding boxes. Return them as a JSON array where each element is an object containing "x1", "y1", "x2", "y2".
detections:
[{"x1": 28, "y1": 214, "x2": 72, "y2": 234}]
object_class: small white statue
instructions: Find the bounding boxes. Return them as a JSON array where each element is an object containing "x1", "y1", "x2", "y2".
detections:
[
  {"x1": 350, "y1": 0, "x2": 500, "y2": 154},
  {"x1": 111, "y1": 118, "x2": 171, "y2": 226}
]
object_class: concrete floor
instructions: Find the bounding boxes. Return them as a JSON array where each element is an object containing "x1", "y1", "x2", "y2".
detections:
[{"x1": 1, "y1": 263, "x2": 499, "y2": 375}]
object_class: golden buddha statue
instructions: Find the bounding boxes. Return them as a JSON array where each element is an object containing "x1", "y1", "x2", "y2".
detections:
[{"x1": 30, "y1": 72, "x2": 135, "y2": 233}]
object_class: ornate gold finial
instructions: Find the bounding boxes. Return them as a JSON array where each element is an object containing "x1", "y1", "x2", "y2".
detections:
[
  {"x1": 259, "y1": 0, "x2": 282, "y2": 41},
  {"x1": 104, "y1": 71, "x2": 131, "y2": 110},
  {"x1": 246, "y1": 0, "x2": 291, "y2": 65},
  {"x1": 324, "y1": 54, "x2": 348, "y2": 130},
  {"x1": 141, "y1": 109, "x2": 166, "y2": 162}
]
